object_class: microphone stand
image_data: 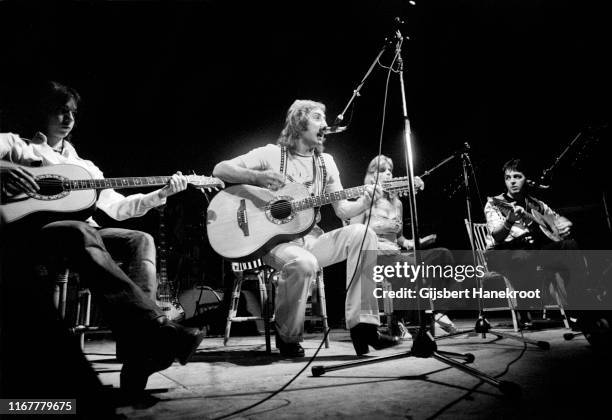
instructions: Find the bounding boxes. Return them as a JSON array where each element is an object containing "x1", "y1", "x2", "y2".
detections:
[
  {"x1": 310, "y1": 26, "x2": 521, "y2": 398},
  {"x1": 332, "y1": 44, "x2": 389, "y2": 126}
]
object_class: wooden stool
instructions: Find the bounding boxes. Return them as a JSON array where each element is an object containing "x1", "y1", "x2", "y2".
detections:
[
  {"x1": 53, "y1": 268, "x2": 107, "y2": 350},
  {"x1": 224, "y1": 260, "x2": 330, "y2": 353}
]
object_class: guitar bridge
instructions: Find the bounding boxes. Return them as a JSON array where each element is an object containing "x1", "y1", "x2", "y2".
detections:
[{"x1": 237, "y1": 199, "x2": 249, "y2": 236}]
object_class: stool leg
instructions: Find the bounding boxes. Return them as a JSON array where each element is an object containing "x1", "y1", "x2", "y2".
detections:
[
  {"x1": 503, "y1": 276, "x2": 520, "y2": 332},
  {"x1": 54, "y1": 268, "x2": 69, "y2": 319},
  {"x1": 553, "y1": 273, "x2": 570, "y2": 329},
  {"x1": 259, "y1": 271, "x2": 272, "y2": 354},
  {"x1": 81, "y1": 289, "x2": 92, "y2": 351},
  {"x1": 382, "y1": 279, "x2": 394, "y2": 323},
  {"x1": 225, "y1": 271, "x2": 244, "y2": 346},
  {"x1": 316, "y1": 272, "x2": 330, "y2": 348}
]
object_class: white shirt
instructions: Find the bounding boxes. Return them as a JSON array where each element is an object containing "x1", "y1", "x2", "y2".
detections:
[
  {"x1": 0, "y1": 133, "x2": 166, "y2": 224},
  {"x1": 236, "y1": 143, "x2": 342, "y2": 196}
]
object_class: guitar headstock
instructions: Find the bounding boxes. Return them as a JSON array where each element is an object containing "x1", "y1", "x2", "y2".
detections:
[
  {"x1": 186, "y1": 175, "x2": 225, "y2": 192},
  {"x1": 489, "y1": 197, "x2": 513, "y2": 209},
  {"x1": 381, "y1": 176, "x2": 423, "y2": 197}
]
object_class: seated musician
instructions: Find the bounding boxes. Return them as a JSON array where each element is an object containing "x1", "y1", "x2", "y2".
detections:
[
  {"x1": 212, "y1": 99, "x2": 399, "y2": 357},
  {"x1": 350, "y1": 155, "x2": 458, "y2": 336},
  {"x1": 484, "y1": 158, "x2": 586, "y2": 323},
  {"x1": 0, "y1": 81, "x2": 204, "y2": 397}
]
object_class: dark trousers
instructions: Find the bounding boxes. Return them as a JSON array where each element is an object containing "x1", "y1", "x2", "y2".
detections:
[
  {"x1": 486, "y1": 239, "x2": 589, "y2": 309},
  {"x1": 2, "y1": 220, "x2": 162, "y2": 338},
  {"x1": 0, "y1": 219, "x2": 164, "y2": 411}
]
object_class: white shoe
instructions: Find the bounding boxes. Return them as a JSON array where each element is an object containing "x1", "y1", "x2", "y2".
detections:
[
  {"x1": 434, "y1": 314, "x2": 458, "y2": 335},
  {"x1": 396, "y1": 321, "x2": 413, "y2": 341}
]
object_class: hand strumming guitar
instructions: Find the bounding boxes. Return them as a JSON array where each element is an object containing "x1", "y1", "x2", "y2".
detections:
[
  {"x1": 255, "y1": 169, "x2": 286, "y2": 191},
  {"x1": 0, "y1": 161, "x2": 40, "y2": 195}
]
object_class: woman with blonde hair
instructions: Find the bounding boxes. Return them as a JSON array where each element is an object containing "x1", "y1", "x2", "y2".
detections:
[{"x1": 351, "y1": 155, "x2": 458, "y2": 336}]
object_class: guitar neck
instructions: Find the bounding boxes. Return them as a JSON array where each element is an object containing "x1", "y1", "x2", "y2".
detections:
[
  {"x1": 292, "y1": 185, "x2": 367, "y2": 211},
  {"x1": 291, "y1": 179, "x2": 409, "y2": 211},
  {"x1": 492, "y1": 199, "x2": 538, "y2": 224},
  {"x1": 66, "y1": 176, "x2": 173, "y2": 191}
]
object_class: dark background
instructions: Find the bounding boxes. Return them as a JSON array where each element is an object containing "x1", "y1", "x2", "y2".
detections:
[{"x1": 2, "y1": 0, "x2": 611, "y2": 324}]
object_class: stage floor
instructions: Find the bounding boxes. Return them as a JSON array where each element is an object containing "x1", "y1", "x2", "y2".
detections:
[{"x1": 85, "y1": 319, "x2": 612, "y2": 419}]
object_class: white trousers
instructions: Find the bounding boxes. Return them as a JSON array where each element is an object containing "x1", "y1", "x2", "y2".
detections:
[{"x1": 263, "y1": 224, "x2": 380, "y2": 343}]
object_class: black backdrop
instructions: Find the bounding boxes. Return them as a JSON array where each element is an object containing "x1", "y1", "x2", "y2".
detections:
[{"x1": 2, "y1": 0, "x2": 611, "y2": 323}]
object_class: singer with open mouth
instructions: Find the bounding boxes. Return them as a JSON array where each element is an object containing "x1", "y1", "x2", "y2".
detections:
[{"x1": 212, "y1": 99, "x2": 400, "y2": 358}]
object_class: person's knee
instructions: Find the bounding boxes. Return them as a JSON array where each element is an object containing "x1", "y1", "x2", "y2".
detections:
[
  {"x1": 282, "y1": 255, "x2": 318, "y2": 279},
  {"x1": 435, "y1": 247, "x2": 454, "y2": 265},
  {"x1": 346, "y1": 223, "x2": 377, "y2": 244},
  {"x1": 40, "y1": 221, "x2": 96, "y2": 247},
  {"x1": 129, "y1": 231, "x2": 156, "y2": 257}
]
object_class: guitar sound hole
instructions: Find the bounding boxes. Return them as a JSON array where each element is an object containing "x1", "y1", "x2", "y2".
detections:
[
  {"x1": 36, "y1": 177, "x2": 64, "y2": 196},
  {"x1": 270, "y1": 200, "x2": 292, "y2": 220}
]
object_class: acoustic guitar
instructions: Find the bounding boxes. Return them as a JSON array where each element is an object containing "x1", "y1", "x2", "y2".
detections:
[
  {"x1": 206, "y1": 178, "x2": 419, "y2": 261},
  {"x1": 0, "y1": 163, "x2": 224, "y2": 225},
  {"x1": 489, "y1": 197, "x2": 562, "y2": 244}
]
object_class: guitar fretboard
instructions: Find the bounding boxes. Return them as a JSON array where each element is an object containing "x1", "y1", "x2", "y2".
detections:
[
  {"x1": 292, "y1": 186, "x2": 366, "y2": 210},
  {"x1": 291, "y1": 179, "x2": 412, "y2": 211},
  {"x1": 65, "y1": 176, "x2": 173, "y2": 190}
]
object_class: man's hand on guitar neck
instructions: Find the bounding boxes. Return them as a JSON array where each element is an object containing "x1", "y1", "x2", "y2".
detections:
[
  {"x1": 157, "y1": 171, "x2": 189, "y2": 199},
  {"x1": 0, "y1": 162, "x2": 39, "y2": 195}
]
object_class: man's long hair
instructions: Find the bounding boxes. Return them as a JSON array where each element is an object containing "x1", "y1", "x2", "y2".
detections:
[
  {"x1": 15, "y1": 80, "x2": 81, "y2": 141},
  {"x1": 277, "y1": 99, "x2": 326, "y2": 154}
]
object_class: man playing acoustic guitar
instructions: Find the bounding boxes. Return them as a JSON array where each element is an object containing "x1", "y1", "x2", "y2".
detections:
[
  {"x1": 212, "y1": 99, "x2": 400, "y2": 357},
  {"x1": 0, "y1": 81, "x2": 205, "y2": 398},
  {"x1": 484, "y1": 158, "x2": 586, "y2": 325}
]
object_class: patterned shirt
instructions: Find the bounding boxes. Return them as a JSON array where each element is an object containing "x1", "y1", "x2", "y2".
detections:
[{"x1": 484, "y1": 193, "x2": 559, "y2": 248}]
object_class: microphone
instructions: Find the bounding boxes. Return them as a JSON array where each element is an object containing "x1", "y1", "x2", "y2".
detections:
[
  {"x1": 319, "y1": 125, "x2": 348, "y2": 136},
  {"x1": 526, "y1": 179, "x2": 551, "y2": 190},
  {"x1": 452, "y1": 141, "x2": 471, "y2": 157}
]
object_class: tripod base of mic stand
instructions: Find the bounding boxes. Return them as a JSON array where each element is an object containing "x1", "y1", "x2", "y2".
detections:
[
  {"x1": 564, "y1": 332, "x2": 584, "y2": 340},
  {"x1": 439, "y1": 314, "x2": 550, "y2": 350},
  {"x1": 311, "y1": 326, "x2": 521, "y2": 398}
]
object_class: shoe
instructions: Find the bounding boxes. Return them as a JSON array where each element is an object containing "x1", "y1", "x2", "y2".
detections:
[
  {"x1": 148, "y1": 316, "x2": 206, "y2": 365},
  {"x1": 276, "y1": 334, "x2": 305, "y2": 358},
  {"x1": 120, "y1": 356, "x2": 174, "y2": 398},
  {"x1": 434, "y1": 313, "x2": 458, "y2": 334},
  {"x1": 350, "y1": 323, "x2": 400, "y2": 356},
  {"x1": 173, "y1": 323, "x2": 207, "y2": 365},
  {"x1": 390, "y1": 320, "x2": 412, "y2": 341},
  {"x1": 518, "y1": 311, "x2": 533, "y2": 330},
  {"x1": 119, "y1": 316, "x2": 176, "y2": 396},
  {"x1": 119, "y1": 316, "x2": 205, "y2": 396}
]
